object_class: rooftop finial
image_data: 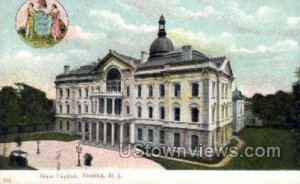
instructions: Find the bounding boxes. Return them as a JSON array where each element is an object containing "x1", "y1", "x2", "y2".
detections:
[{"x1": 158, "y1": 14, "x2": 166, "y2": 37}]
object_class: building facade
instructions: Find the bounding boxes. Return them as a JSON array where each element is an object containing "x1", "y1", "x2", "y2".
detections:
[
  {"x1": 232, "y1": 88, "x2": 245, "y2": 134},
  {"x1": 55, "y1": 15, "x2": 234, "y2": 150}
]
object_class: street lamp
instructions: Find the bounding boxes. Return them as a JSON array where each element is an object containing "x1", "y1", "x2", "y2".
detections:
[
  {"x1": 76, "y1": 142, "x2": 83, "y2": 166},
  {"x1": 36, "y1": 140, "x2": 41, "y2": 154},
  {"x1": 55, "y1": 150, "x2": 61, "y2": 170}
]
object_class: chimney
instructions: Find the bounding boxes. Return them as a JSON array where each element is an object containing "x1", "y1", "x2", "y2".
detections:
[
  {"x1": 141, "y1": 51, "x2": 148, "y2": 64},
  {"x1": 64, "y1": 65, "x2": 70, "y2": 74},
  {"x1": 182, "y1": 45, "x2": 192, "y2": 61}
]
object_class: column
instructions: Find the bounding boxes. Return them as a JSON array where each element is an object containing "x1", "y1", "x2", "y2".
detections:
[
  {"x1": 89, "y1": 122, "x2": 92, "y2": 142},
  {"x1": 112, "y1": 98, "x2": 115, "y2": 115},
  {"x1": 129, "y1": 122, "x2": 135, "y2": 144},
  {"x1": 96, "y1": 122, "x2": 99, "y2": 142},
  {"x1": 82, "y1": 122, "x2": 86, "y2": 141},
  {"x1": 111, "y1": 123, "x2": 115, "y2": 146},
  {"x1": 103, "y1": 122, "x2": 107, "y2": 144},
  {"x1": 120, "y1": 124, "x2": 124, "y2": 145},
  {"x1": 104, "y1": 98, "x2": 107, "y2": 115}
]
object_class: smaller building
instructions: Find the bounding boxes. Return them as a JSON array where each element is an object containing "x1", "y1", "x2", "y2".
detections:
[{"x1": 232, "y1": 88, "x2": 245, "y2": 133}]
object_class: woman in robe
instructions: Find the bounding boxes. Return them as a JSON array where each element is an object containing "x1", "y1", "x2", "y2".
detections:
[
  {"x1": 50, "y1": 4, "x2": 60, "y2": 41},
  {"x1": 26, "y1": 2, "x2": 35, "y2": 39}
]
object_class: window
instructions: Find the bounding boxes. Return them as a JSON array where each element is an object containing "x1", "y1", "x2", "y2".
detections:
[
  {"x1": 78, "y1": 88, "x2": 82, "y2": 98},
  {"x1": 85, "y1": 88, "x2": 89, "y2": 97},
  {"x1": 115, "y1": 99, "x2": 122, "y2": 115},
  {"x1": 137, "y1": 85, "x2": 142, "y2": 98},
  {"x1": 85, "y1": 122, "x2": 88, "y2": 132},
  {"x1": 160, "y1": 106, "x2": 165, "y2": 120},
  {"x1": 191, "y1": 108, "x2": 199, "y2": 122},
  {"x1": 107, "y1": 99, "x2": 112, "y2": 114},
  {"x1": 212, "y1": 106, "x2": 216, "y2": 122},
  {"x1": 66, "y1": 89, "x2": 70, "y2": 98},
  {"x1": 91, "y1": 101, "x2": 94, "y2": 113},
  {"x1": 174, "y1": 133, "x2": 180, "y2": 147},
  {"x1": 126, "y1": 105, "x2": 130, "y2": 115},
  {"x1": 106, "y1": 68, "x2": 121, "y2": 92},
  {"x1": 78, "y1": 104, "x2": 81, "y2": 114},
  {"x1": 174, "y1": 107, "x2": 180, "y2": 121},
  {"x1": 148, "y1": 129, "x2": 153, "y2": 142},
  {"x1": 59, "y1": 104, "x2": 62, "y2": 113},
  {"x1": 160, "y1": 130, "x2": 165, "y2": 144},
  {"x1": 212, "y1": 82, "x2": 216, "y2": 98},
  {"x1": 138, "y1": 128, "x2": 143, "y2": 141},
  {"x1": 78, "y1": 122, "x2": 82, "y2": 132},
  {"x1": 148, "y1": 85, "x2": 153, "y2": 97},
  {"x1": 66, "y1": 121, "x2": 70, "y2": 131},
  {"x1": 59, "y1": 89, "x2": 63, "y2": 98},
  {"x1": 191, "y1": 135, "x2": 199, "y2": 150},
  {"x1": 99, "y1": 98, "x2": 104, "y2": 114},
  {"x1": 221, "y1": 84, "x2": 225, "y2": 99},
  {"x1": 148, "y1": 107, "x2": 153, "y2": 118},
  {"x1": 191, "y1": 83, "x2": 199, "y2": 97},
  {"x1": 225, "y1": 84, "x2": 228, "y2": 99},
  {"x1": 66, "y1": 104, "x2": 70, "y2": 114},
  {"x1": 85, "y1": 105, "x2": 89, "y2": 113},
  {"x1": 137, "y1": 106, "x2": 142, "y2": 118},
  {"x1": 159, "y1": 84, "x2": 165, "y2": 97},
  {"x1": 174, "y1": 83, "x2": 181, "y2": 97},
  {"x1": 127, "y1": 86, "x2": 130, "y2": 97},
  {"x1": 59, "y1": 121, "x2": 63, "y2": 130}
]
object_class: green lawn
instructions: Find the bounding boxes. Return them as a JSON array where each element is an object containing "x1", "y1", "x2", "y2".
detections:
[
  {"x1": 0, "y1": 132, "x2": 80, "y2": 143},
  {"x1": 151, "y1": 128, "x2": 300, "y2": 170}
]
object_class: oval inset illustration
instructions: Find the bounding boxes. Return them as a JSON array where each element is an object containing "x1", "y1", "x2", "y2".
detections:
[{"x1": 16, "y1": 0, "x2": 69, "y2": 48}]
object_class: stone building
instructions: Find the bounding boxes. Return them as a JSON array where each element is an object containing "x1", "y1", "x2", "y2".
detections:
[
  {"x1": 232, "y1": 88, "x2": 245, "y2": 133},
  {"x1": 55, "y1": 15, "x2": 234, "y2": 151}
]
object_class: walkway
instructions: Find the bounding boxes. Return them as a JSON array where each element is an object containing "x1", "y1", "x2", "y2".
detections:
[{"x1": 156, "y1": 136, "x2": 245, "y2": 168}]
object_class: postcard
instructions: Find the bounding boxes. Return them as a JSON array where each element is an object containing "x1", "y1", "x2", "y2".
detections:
[{"x1": 0, "y1": 0, "x2": 300, "y2": 183}]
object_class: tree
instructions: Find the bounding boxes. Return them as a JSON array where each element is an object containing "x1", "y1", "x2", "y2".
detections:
[
  {"x1": 296, "y1": 67, "x2": 300, "y2": 80},
  {"x1": 14, "y1": 136, "x2": 22, "y2": 149}
]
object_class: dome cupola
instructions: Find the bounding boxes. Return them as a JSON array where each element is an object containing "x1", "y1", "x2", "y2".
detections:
[{"x1": 149, "y1": 15, "x2": 174, "y2": 58}]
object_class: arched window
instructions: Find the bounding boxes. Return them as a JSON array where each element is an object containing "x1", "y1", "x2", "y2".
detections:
[{"x1": 106, "y1": 68, "x2": 121, "y2": 92}]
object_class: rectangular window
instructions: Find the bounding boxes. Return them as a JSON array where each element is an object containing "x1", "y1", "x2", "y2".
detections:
[
  {"x1": 191, "y1": 108, "x2": 199, "y2": 122},
  {"x1": 66, "y1": 89, "x2": 70, "y2": 98},
  {"x1": 148, "y1": 85, "x2": 153, "y2": 97},
  {"x1": 138, "y1": 128, "x2": 143, "y2": 141},
  {"x1": 66, "y1": 121, "x2": 70, "y2": 131},
  {"x1": 137, "y1": 85, "x2": 142, "y2": 98},
  {"x1": 59, "y1": 89, "x2": 63, "y2": 98},
  {"x1": 59, "y1": 105, "x2": 62, "y2": 113},
  {"x1": 160, "y1": 130, "x2": 165, "y2": 144},
  {"x1": 174, "y1": 107, "x2": 180, "y2": 121},
  {"x1": 78, "y1": 88, "x2": 82, "y2": 98},
  {"x1": 160, "y1": 106, "x2": 165, "y2": 120},
  {"x1": 148, "y1": 107, "x2": 153, "y2": 118},
  {"x1": 148, "y1": 129, "x2": 153, "y2": 142},
  {"x1": 78, "y1": 122, "x2": 82, "y2": 132},
  {"x1": 174, "y1": 133, "x2": 180, "y2": 147},
  {"x1": 174, "y1": 83, "x2": 181, "y2": 97},
  {"x1": 192, "y1": 83, "x2": 199, "y2": 97},
  {"x1": 59, "y1": 121, "x2": 63, "y2": 130},
  {"x1": 66, "y1": 104, "x2": 70, "y2": 114},
  {"x1": 212, "y1": 82, "x2": 216, "y2": 98},
  {"x1": 126, "y1": 105, "x2": 130, "y2": 115},
  {"x1": 85, "y1": 122, "x2": 88, "y2": 132},
  {"x1": 115, "y1": 99, "x2": 122, "y2": 115},
  {"x1": 99, "y1": 98, "x2": 104, "y2": 114},
  {"x1": 127, "y1": 86, "x2": 130, "y2": 97},
  {"x1": 85, "y1": 88, "x2": 89, "y2": 97},
  {"x1": 107, "y1": 98, "x2": 112, "y2": 114},
  {"x1": 159, "y1": 84, "x2": 165, "y2": 97},
  {"x1": 78, "y1": 105, "x2": 81, "y2": 114},
  {"x1": 85, "y1": 105, "x2": 89, "y2": 113},
  {"x1": 138, "y1": 106, "x2": 142, "y2": 118}
]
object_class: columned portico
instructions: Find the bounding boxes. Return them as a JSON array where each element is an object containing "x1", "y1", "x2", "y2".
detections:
[{"x1": 81, "y1": 121, "x2": 131, "y2": 148}]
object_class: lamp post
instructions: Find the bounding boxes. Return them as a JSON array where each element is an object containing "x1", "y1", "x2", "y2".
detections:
[
  {"x1": 76, "y1": 142, "x2": 82, "y2": 166},
  {"x1": 36, "y1": 140, "x2": 40, "y2": 154},
  {"x1": 55, "y1": 150, "x2": 61, "y2": 170}
]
